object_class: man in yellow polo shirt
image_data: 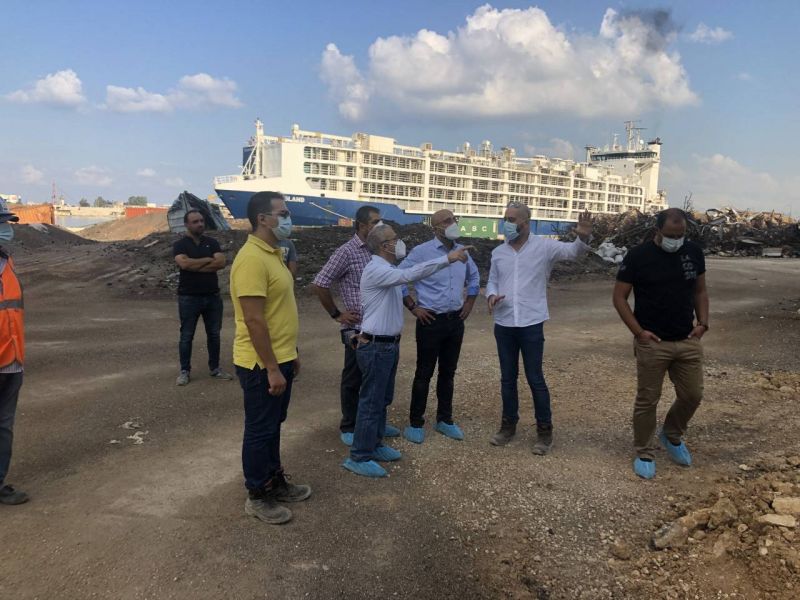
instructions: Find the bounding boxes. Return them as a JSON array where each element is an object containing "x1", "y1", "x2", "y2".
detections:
[{"x1": 230, "y1": 191, "x2": 310, "y2": 525}]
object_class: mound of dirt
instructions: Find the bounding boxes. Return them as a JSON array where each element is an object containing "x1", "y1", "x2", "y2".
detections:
[
  {"x1": 81, "y1": 212, "x2": 170, "y2": 241},
  {"x1": 616, "y1": 453, "x2": 800, "y2": 599},
  {"x1": 5, "y1": 223, "x2": 95, "y2": 255}
]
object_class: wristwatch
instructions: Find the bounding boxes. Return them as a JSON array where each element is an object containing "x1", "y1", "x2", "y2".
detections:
[
  {"x1": 330, "y1": 308, "x2": 341, "y2": 320},
  {"x1": 406, "y1": 302, "x2": 417, "y2": 313}
]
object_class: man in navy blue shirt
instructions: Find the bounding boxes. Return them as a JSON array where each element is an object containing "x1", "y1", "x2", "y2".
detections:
[
  {"x1": 172, "y1": 209, "x2": 232, "y2": 385},
  {"x1": 400, "y1": 210, "x2": 480, "y2": 443}
]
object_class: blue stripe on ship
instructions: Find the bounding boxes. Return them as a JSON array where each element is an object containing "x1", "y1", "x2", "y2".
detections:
[
  {"x1": 216, "y1": 188, "x2": 578, "y2": 235},
  {"x1": 215, "y1": 190, "x2": 424, "y2": 227}
]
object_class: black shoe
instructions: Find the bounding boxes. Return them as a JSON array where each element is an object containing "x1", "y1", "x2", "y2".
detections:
[
  {"x1": 245, "y1": 485, "x2": 292, "y2": 524},
  {"x1": 532, "y1": 426, "x2": 553, "y2": 455},
  {"x1": 273, "y1": 469, "x2": 312, "y2": 503},
  {"x1": 490, "y1": 418, "x2": 517, "y2": 446},
  {"x1": 0, "y1": 484, "x2": 30, "y2": 505}
]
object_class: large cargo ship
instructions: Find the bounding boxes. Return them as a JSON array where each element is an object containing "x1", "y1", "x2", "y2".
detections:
[{"x1": 214, "y1": 120, "x2": 667, "y2": 237}]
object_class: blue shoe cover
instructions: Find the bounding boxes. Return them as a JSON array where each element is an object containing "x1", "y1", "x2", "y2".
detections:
[
  {"x1": 659, "y1": 431, "x2": 692, "y2": 466},
  {"x1": 373, "y1": 445, "x2": 402, "y2": 462},
  {"x1": 435, "y1": 421, "x2": 465, "y2": 441},
  {"x1": 404, "y1": 426, "x2": 425, "y2": 444},
  {"x1": 342, "y1": 458, "x2": 387, "y2": 478},
  {"x1": 340, "y1": 432, "x2": 354, "y2": 446},
  {"x1": 634, "y1": 458, "x2": 656, "y2": 479},
  {"x1": 384, "y1": 424, "x2": 401, "y2": 437}
]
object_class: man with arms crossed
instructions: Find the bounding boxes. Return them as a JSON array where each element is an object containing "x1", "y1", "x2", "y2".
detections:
[
  {"x1": 400, "y1": 210, "x2": 479, "y2": 443},
  {"x1": 312, "y1": 206, "x2": 400, "y2": 445},
  {"x1": 342, "y1": 224, "x2": 472, "y2": 478},
  {"x1": 486, "y1": 204, "x2": 592, "y2": 454},
  {"x1": 613, "y1": 208, "x2": 709, "y2": 480},
  {"x1": 173, "y1": 209, "x2": 232, "y2": 385},
  {"x1": 230, "y1": 192, "x2": 311, "y2": 524}
]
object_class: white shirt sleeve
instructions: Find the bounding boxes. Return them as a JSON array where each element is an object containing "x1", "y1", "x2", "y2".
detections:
[
  {"x1": 485, "y1": 254, "x2": 499, "y2": 297},
  {"x1": 547, "y1": 237, "x2": 590, "y2": 262},
  {"x1": 370, "y1": 255, "x2": 449, "y2": 288}
]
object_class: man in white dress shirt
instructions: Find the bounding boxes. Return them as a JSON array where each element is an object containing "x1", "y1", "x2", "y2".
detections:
[
  {"x1": 485, "y1": 203, "x2": 592, "y2": 454},
  {"x1": 342, "y1": 224, "x2": 472, "y2": 478}
]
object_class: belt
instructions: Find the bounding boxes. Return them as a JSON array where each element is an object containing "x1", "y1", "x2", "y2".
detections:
[
  {"x1": 361, "y1": 333, "x2": 401, "y2": 343},
  {"x1": 434, "y1": 310, "x2": 462, "y2": 320}
]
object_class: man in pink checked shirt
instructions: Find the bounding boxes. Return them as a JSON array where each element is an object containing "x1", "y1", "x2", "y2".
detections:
[{"x1": 312, "y1": 206, "x2": 402, "y2": 446}]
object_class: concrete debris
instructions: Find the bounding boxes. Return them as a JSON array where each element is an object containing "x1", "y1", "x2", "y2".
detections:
[
  {"x1": 126, "y1": 430, "x2": 149, "y2": 445},
  {"x1": 773, "y1": 497, "x2": 800, "y2": 515},
  {"x1": 758, "y1": 514, "x2": 797, "y2": 528},
  {"x1": 595, "y1": 241, "x2": 627, "y2": 264},
  {"x1": 121, "y1": 420, "x2": 142, "y2": 430}
]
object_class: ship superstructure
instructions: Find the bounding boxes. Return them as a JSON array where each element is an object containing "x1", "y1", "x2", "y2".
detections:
[{"x1": 214, "y1": 120, "x2": 667, "y2": 235}]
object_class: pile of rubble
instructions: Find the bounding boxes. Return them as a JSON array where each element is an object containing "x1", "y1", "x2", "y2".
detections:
[
  {"x1": 624, "y1": 454, "x2": 800, "y2": 599},
  {"x1": 565, "y1": 207, "x2": 800, "y2": 257}
]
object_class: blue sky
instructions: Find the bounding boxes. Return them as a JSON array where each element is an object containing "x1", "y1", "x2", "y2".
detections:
[{"x1": 2, "y1": 0, "x2": 798, "y2": 213}]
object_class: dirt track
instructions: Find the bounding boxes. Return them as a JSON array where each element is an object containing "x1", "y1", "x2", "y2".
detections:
[{"x1": 1, "y1": 246, "x2": 799, "y2": 599}]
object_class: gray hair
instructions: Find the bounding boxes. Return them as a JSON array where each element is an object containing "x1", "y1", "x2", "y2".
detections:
[
  {"x1": 506, "y1": 201, "x2": 531, "y2": 221},
  {"x1": 366, "y1": 223, "x2": 395, "y2": 254}
]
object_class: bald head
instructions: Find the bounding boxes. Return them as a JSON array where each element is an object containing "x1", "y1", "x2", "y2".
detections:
[{"x1": 431, "y1": 209, "x2": 454, "y2": 227}]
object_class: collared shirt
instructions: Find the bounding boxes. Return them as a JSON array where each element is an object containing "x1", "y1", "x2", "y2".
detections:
[
  {"x1": 360, "y1": 255, "x2": 450, "y2": 336},
  {"x1": 313, "y1": 234, "x2": 371, "y2": 329},
  {"x1": 486, "y1": 235, "x2": 589, "y2": 327},
  {"x1": 230, "y1": 234, "x2": 299, "y2": 368},
  {"x1": 399, "y1": 238, "x2": 480, "y2": 313}
]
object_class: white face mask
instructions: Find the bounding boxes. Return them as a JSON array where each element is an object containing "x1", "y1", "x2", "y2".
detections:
[
  {"x1": 0, "y1": 223, "x2": 13, "y2": 242},
  {"x1": 388, "y1": 238, "x2": 406, "y2": 260},
  {"x1": 443, "y1": 223, "x2": 460, "y2": 240},
  {"x1": 660, "y1": 236, "x2": 685, "y2": 253}
]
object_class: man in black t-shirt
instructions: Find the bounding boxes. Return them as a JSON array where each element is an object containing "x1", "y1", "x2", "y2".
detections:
[
  {"x1": 612, "y1": 208, "x2": 710, "y2": 480},
  {"x1": 172, "y1": 210, "x2": 233, "y2": 385}
]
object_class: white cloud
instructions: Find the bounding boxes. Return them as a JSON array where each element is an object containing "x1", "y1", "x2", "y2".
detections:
[
  {"x1": 74, "y1": 166, "x2": 113, "y2": 187},
  {"x1": 320, "y1": 6, "x2": 698, "y2": 121},
  {"x1": 21, "y1": 164, "x2": 45, "y2": 185},
  {"x1": 736, "y1": 72, "x2": 752, "y2": 82},
  {"x1": 164, "y1": 177, "x2": 185, "y2": 187},
  {"x1": 104, "y1": 73, "x2": 242, "y2": 113},
  {"x1": 5, "y1": 69, "x2": 86, "y2": 107},
  {"x1": 137, "y1": 168, "x2": 158, "y2": 177},
  {"x1": 523, "y1": 137, "x2": 575, "y2": 159},
  {"x1": 689, "y1": 23, "x2": 733, "y2": 45},
  {"x1": 662, "y1": 153, "x2": 798, "y2": 213}
]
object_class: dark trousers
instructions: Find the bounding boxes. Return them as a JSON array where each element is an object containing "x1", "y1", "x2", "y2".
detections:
[
  {"x1": 237, "y1": 362, "x2": 294, "y2": 492},
  {"x1": 178, "y1": 293, "x2": 223, "y2": 372},
  {"x1": 0, "y1": 372, "x2": 23, "y2": 486},
  {"x1": 494, "y1": 323, "x2": 552, "y2": 429},
  {"x1": 351, "y1": 341, "x2": 399, "y2": 462},
  {"x1": 410, "y1": 315, "x2": 464, "y2": 427},
  {"x1": 339, "y1": 329, "x2": 362, "y2": 433}
]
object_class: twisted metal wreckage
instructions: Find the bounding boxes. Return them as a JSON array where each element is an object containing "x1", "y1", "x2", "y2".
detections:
[{"x1": 563, "y1": 207, "x2": 800, "y2": 260}]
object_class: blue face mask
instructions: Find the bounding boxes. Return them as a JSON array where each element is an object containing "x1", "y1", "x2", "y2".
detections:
[
  {"x1": 0, "y1": 223, "x2": 13, "y2": 243},
  {"x1": 272, "y1": 216, "x2": 292, "y2": 240},
  {"x1": 503, "y1": 220, "x2": 520, "y2": 242}
]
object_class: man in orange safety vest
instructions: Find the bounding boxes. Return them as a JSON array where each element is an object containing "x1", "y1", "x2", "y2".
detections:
[{"x1": 0, "y1": 199, "x2": 28, "y2": 505}]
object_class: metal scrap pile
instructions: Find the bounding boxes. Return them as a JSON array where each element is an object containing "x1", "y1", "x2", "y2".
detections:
[{"x1": 569, "y1": 208, "x2": 800, "y2": 257}]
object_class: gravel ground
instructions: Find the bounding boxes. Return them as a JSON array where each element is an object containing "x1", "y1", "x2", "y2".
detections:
[{"x1": 1, "y1": 243, "x2": 798, "y2": 599}]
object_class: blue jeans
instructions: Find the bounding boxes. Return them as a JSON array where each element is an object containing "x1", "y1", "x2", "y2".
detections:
[
  {"x1": 0, "y1": 372, "x2": 23, "y2": 486},
  {"x1": 237, "y1": 362, "x2": 294, "y2": 492},
  {"x1": 351, "y1": 341, "x2": 399, "y2": 462},
  {"x1": 178, "y1": 294, "x2": 223, "y2": 372},
  {"x1": 494, "y1": 323, "x2": 552, "y2": 428}
]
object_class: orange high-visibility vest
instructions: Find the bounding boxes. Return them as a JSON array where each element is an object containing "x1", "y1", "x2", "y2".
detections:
[{"x1": 0, "y1": 253, "x2": 24, "y2": 368}]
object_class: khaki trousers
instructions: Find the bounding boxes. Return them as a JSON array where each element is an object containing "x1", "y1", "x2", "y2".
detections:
[{"x1": 633, "y1": 338, "x2": 704, "y2": 460}]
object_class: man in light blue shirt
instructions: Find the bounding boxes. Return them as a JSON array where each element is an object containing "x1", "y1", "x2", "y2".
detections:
[
  {"x1": 342, "y1": 224, "x2": 471, "y2": 478},
  {"x1": 400, "y1": 210, "x2": 480, "y2": 444}
]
